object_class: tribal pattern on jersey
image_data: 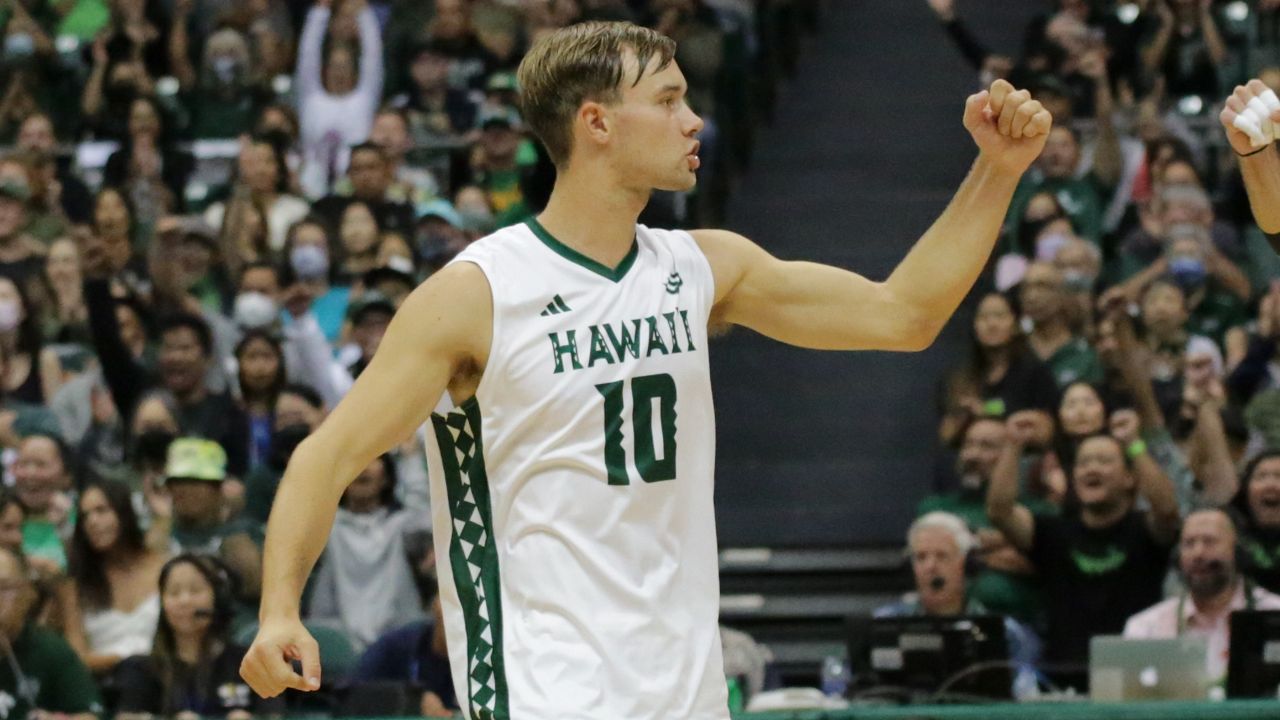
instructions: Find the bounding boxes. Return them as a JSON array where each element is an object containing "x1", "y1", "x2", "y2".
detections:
[{"x1": 431, "y1": 398, "x2": 508, "y2": 720}]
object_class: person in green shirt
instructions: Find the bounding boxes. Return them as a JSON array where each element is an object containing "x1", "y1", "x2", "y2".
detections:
[
  {"x1": 919, "y1": 416, "x2": 1052, "y2": 625},
  {"x1": 0, "y1": 545, "x2": 101, "y2": 718},
  {"x1": 1020, "y1": 261, "x2": 1103, "y2": 389},
  {"x1": 13, "y1": 433, "x2": 75, "y2": 570}
]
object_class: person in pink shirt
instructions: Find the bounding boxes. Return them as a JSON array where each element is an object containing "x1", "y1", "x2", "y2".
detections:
[{"x1": 1124, "y1": 508, "x2": 1280, "y2": 682}]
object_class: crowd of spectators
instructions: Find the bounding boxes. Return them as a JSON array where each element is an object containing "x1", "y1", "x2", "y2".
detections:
[
  {"x1": 0, "y1": 0, "x2": 807, "y2": 715},
  {"x1": 895, "y1": 0, "x2": 1280, "y2": 695}
]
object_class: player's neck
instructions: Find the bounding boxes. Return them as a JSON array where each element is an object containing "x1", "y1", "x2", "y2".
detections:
[{"x1": 538, "y1": 167, "x2": 650, "y2": 268}]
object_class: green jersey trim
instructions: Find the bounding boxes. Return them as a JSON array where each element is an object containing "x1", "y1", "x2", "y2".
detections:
[
  {"x1": 525, "y1": 217, "x2": 639, "y2": 283},
  {"x1": 431, "y1": 396, "x2": 509, "y2": 720}
]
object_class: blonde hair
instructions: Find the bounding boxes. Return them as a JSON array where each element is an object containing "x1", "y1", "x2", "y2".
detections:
[{"x1": 516, "y1": 21, "x2": 675, "y2": 167}]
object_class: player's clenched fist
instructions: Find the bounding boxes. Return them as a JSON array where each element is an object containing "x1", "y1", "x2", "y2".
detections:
[
  {"x1": 1220, "y1": 79, "x2": 1280, "y2": 157},
  {"x1": 963, "y1": 78, "x2": 1054, "y2": 176},
  {"x1": 240, "y1": 617, "x2": 322, "y2": 698}
]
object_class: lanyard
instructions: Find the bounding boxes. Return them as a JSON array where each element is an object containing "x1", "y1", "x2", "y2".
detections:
[{"x1": 1176, "y1": 579, "x2": 1256, "y2": 636}]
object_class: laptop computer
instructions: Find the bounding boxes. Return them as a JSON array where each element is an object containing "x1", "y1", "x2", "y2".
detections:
[
  {"x1": 1089, "y1": 636, "x2": 1209, "y2": 701},
  {"x1": 847, "y1": 614, "x2": 1012, "y2": 700},
  {"x1": 1227, "y1": 609, "x2": 1280, "y2": 698}
]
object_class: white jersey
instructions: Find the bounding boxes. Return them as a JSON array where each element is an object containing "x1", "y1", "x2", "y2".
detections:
[{"x1": 424, "y1": 219, "x2": 727, "y2": 720}]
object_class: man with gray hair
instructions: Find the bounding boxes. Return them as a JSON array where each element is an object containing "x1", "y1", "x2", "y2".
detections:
[
  {"x1": 875, "y1": 511, "x2": 1040, "y2": 681},
  {"x1": 1117, "y1": 183, "x2": 1250, "y2": 299}
]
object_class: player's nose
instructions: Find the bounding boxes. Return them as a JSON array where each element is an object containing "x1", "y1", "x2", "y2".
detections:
[{"x1": 684, "y1": 106, "x2": 705, "y2": 137}]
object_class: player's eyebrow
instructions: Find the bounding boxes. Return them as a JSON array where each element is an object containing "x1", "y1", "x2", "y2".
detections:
[{"x1": 656, "y1": 83, "x2": 686, "y2": 96}]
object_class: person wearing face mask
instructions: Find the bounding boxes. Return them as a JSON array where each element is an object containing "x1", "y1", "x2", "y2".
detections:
[
  {"x1": 415, "y1": 199, "x2": 472, "y2": 274},
  {"x1": 233, "y1": 262, "x2": 349, "y2": 409},
  {"x1": 1118, "y1": 183, "x2": 1245, "y2": 283},
  {"x1": 1049, "y1": 237, "x2": 1099, "y2": 335},
  {"x1": 1019, "y1": 262, "x2": 1102, "y2": 389},
  {"x1": 169, "y1": 12, "x2": 263, "y2": 140},
  {"x1": 242, "y1": 383, "x2": 326, "y2": 527},
  {"x1": 1125, "y1": 509, "x2": 1280, "y2": 684},
  {"x1": 281, "y1": 217, "x2": 350, "y2": 342},
  {"x1": 918, "y1": 417, "x2": 1051, "y2": 625}
]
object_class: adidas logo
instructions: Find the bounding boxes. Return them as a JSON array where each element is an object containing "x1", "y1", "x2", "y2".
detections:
[
  {"x1": 664, "y1": 271, "x2": 683, "y2": 294},
  {"x1": 540, "y1": 294, "x2": 572, "y2": 316}
]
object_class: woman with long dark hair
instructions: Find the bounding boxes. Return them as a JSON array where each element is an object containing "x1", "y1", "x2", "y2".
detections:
[
  {"x1": 938, "y1": 292, "x2": 1058, "y2": 444},
  {"x1": 236, "y1": 330, "x2": 287, "y2": 470},
  {"x1": 0, "y1": 275, "x2": 61, "y2": 403},
  {"x1": 62, "y1": 479, "x2": 167, "y2": 674},
  {"x1": 102, "y1": 95, "x2": 194, "y2": 220},
  {"x1": 114, "y1": 554, "x2": 284, "y2": 716}
]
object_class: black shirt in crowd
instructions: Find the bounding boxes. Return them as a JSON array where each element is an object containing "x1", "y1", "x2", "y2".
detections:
[
  {"x1": 115, "y1": 643, "x2": 286, "y2": 715},
  {"x1": 1028, "y1": 510, "x2": 1173, "y2": 668},
  {"x1": 974, "y1": 352, "x2": 1061, "y2": 417}
]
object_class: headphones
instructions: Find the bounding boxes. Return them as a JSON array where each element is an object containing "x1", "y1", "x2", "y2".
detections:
[
  {"x1": 160, "y1": 553, "x2": 238, "y2": 627},
  {"x1": 906, "y1": 512, "x2": 984, "y2": 594}
]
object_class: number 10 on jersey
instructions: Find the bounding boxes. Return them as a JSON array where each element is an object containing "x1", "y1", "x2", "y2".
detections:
[{"x1": 595, "y1": 373, "x2": 678, "y2": 485}]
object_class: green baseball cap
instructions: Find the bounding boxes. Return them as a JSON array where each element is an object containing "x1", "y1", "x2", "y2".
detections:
[{"x1": 164, "y1": 437, "x2": 227, "y2": 482}]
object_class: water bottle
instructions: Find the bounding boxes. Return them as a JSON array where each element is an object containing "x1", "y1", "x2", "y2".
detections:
[{"x1": 820, "y1": 655, "x2": 849, "y2": 698}]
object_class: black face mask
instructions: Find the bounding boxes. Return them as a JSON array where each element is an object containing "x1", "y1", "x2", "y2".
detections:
[
  {"x1": 134, "y1": 429, "x2": 177, "y2": 468},
  {"x1": 269, "y1": 423, "x2": 311, "y2": 470}
]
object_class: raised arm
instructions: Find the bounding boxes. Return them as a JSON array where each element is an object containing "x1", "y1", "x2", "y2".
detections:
[
  {"x1": 694, "y1": 80, "x2": 1051, "y2": 352},
  {"x1": 294, "y1": 3, "x2": 330, "y2": 101},
  {"x1": 1220, "y1": 80, "x2": 1280, "y2": 242},
  {"x1": 240, "y1": 261, "x2": 492, "y2": 699},
  {"x1": 353, "y1": 3, "x2": 383, "y2": 101},
  {"x1": 1110, "y1": 409, "x2": 1181, "y2": 545},
  {"x1": 985, "y1": 413, "x2": 1039, "y2": 553}
]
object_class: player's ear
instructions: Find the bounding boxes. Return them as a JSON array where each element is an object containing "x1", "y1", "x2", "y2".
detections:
[{"x1": 579, "y1": 101, "x2": 612, "y2": 148}]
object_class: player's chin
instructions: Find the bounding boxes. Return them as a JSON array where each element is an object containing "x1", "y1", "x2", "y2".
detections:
[{"x1": 656, "y1": 170, "x2": 698, "y2": 193}]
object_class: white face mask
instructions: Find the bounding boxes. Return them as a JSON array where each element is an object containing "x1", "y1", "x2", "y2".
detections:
[
  {"x1": 0, "y1": 299, "x2": 22, "y2": 333},
  {"x1": 233, "y1": 292, "x2": 278, "y2": 329}
]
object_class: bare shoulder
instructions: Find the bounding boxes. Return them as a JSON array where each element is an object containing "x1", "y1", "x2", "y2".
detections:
[
  {"x1": 398, "y1": 260, "x2": 494, "y2": 367},
  {"x1": 688, "y1": 228, "x2": 765, "y2": 308}
]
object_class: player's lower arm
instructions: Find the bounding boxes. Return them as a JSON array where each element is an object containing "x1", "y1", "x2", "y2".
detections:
[
  {"x1": 883, "y1": 155, "x2": 1021, "y2": 340},
  {"x1": 1241, "y1": 148, "x2": 1280, "y2": 233},
  {"x1": 259, "y1": 436, "x2": 348, "y2": 620}
]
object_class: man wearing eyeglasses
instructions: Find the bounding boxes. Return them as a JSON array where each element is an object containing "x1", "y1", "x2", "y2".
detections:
[{"x1": 0, "y1": 546, "x2": 100, "y2": 719}]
